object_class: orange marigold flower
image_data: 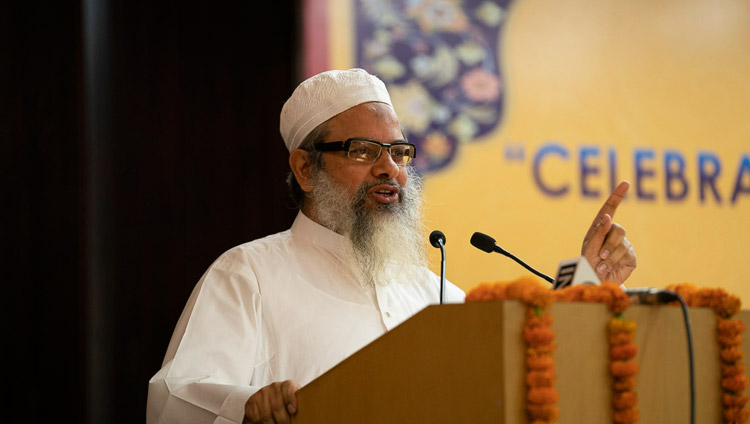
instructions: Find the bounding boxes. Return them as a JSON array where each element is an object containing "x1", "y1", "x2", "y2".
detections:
[
  {"x1": 666, "y1": 283, "x2": 697, "y2": 305},
  {"x1": 526, "y1": 312, "x2": 554, "y2": 327},
  {"x1": 529, "y1": 344, "x2": 556, "y2": 356},
  {"x1": 715, "y1": 294, "x2": 742, "y2": 318},
  {"x1": 722, "y1": 374, "x2": 749, "y2": 393},
  {"x1": 492, "y1": 283, "x2": 508, "y2": 300},
  {"x1": 723, "y1": 393, "x2": 749, "y2": 407},
  {"x1": 613, "y1": 391, "x2": 638, "y2": 409},
  {"x1": 613, "y1": 409, "x2": 641, "y2": 424},
  {"x1": 600, "y1": 282, "x2": 631, "y2": 313},
  {"x1": 506, "y1": 278, "x2": 541, "y2": 303},
  {"x1": 718, "y1": 332, "x2": 744, "y2": 348},
  {"x1": 723, "y1": 406, "x2": 747, "y2": 422},
  {"x1": 557, "y1": 285, "x2": 586, "y2": 302},
  {"x1": 722, "y1": 364, "x2": 747, "y2": 377},
  {"x1": 581, "y1": 285, "x2": 611, "y2": 304},
  {"x1": 693, "y1": 287, "x2": 718, "y2": 308},
  {"x1": 526, "y1": 370, "x2": 556, "y2": 387},
  {"x1": 466, "y1": 281, "x2": 513, "y2": 301},
  {"x1": 611, "y1": 344, "x2": 638, "y2": 361},
  {"x1": 721, "y1": 347, "x2": 745, "y2": 363},
  {"x1": 609, "y1": 332, "x2": 635, "y2": 346},
  {"x1": 718, "y1": 319, "x2": 746, "y2": 337},
  {"x1": 530, "y1": 289, "x2": 554, "y2": 310},
  {"x1": 524, "y1": 326, "x2": 556, "y2": 347},
  {"x1": 464, "y1": 283, "x2": 490, "y2": 301},
  {"x1": 528, "y1": 387, "x2": 559, "y2": 404},
  {"x1": 527, "y1": 354, "x2": 555, "y2": 370},
  {"x1": 550, "y1": 288, "x2": 570, "y2": 302},
  {"x1": 611, "y1": 361, "x2": 639, "y2": 377},
  {"x1": 613, "y1": 376, "x2": 637, "y2": 391},
  {"x1": 527, "y1": 404, "x2": 560, "y2": 421}
]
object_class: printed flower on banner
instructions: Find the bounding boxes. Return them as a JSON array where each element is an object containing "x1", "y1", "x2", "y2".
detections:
[
  {"x1": 449, "y1": 113, "x2": 479, "y2": 141},
  {"x1": 475, "y1": 1, "x2": 506, "y2": 27},
  {"x1": 409, "y1": 45, "x2": 458, "y2": 88},
  {"x1": 406, "y1": 0, "x2": 470, "y2": 34},
  {"x1": 422, "y1": 131, "x2": 452, "y2": 162},
  {"x1": 455, "y1": 41, "x2": 486, "y2": 66},
  {"x1": 373, "y1": 55, "x2": 407, "y2": 80},
  {"x1": 389, "y1": 80, "x2": 435, "y2": 134},
  {"x1": 363, "y1": 30, "x2": 393, "y2": 59},
  {"x1": 461, "y1": 67, "x2": 502, "y2": 102},
  {"x1": 431, "y1": 103, "x2": 451, "y2": 123}
]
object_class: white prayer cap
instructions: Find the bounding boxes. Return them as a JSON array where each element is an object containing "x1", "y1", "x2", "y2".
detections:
[{"x1": 279, "y1": 68, "x2": 393, "y2": 152}]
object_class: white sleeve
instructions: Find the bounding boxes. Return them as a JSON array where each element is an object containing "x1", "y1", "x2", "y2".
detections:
[
  {"x1": 147, "y1": 248, "x2": 270, "y2": 424},
  {"x1": 445, "y1": 279, "x2": 466, "y2": 303}
]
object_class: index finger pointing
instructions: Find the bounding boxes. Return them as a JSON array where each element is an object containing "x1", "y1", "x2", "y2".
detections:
[{"x1": 596, "y1": 180, "x2": 630, "y2": 221}]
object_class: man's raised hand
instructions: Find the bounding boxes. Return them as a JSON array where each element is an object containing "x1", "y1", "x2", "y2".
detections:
[{"x1": 581, "y1": 181, "x2": 637, "y2": 284}]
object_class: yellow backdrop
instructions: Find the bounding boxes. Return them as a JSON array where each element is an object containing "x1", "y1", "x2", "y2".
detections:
[{"x1": 316, "y1": 0, "x2": 750, "y2": 303}]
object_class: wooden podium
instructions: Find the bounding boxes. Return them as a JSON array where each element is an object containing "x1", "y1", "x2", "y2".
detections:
[{"x1": 294, "y1": 300, "x2": 750, "y2": 423}]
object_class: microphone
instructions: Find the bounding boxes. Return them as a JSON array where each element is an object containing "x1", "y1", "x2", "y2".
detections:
[
  {"x1": 553, "y1": 256, "x2": 601, "y2": 289},
  {"x1": 429, "y1": 230, "x2": 447, "y2": 304},
  {"x1": 470, "y1": 232, "x2": 554, "y2": 284}
]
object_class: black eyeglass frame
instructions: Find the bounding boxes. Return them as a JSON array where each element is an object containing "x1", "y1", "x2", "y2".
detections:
[{"x1": 312, "y1": 137, "x2": 417, "y2": 164}]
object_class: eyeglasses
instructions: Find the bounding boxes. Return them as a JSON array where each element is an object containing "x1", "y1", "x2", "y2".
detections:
[{"x1": 313, "y1": 138, "x2": 417, "y2": 166}]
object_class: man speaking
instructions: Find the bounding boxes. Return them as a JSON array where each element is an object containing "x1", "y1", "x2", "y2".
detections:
[{"x1": 147, "y1": 68, "x2": 636, "y2": 423}]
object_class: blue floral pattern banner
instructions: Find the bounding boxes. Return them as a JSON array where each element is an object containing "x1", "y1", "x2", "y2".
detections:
[{"x1": 355, "y1": 0, "x2": 512, "y2": 174}]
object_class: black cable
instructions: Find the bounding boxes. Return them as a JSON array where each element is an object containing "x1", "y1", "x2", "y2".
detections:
[
  {"x1": 674, "y1": 293, "x2": 695, "y2": 424},
  {"x1": 628, "y1": 289, "x2": 695, "y2": 423}
]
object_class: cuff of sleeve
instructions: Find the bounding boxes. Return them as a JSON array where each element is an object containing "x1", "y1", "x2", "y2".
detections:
[{"x1": 215, "y1": 385, "x2": 260, "y2": 424}]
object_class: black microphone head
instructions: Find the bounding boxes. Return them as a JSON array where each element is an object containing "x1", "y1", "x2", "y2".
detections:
[
  {"x1": 470, "y1": 232, "x2": 497, "y2": 253},
  {"x1": 429, "y1": 230, "x2": 446, "y2": 248}
]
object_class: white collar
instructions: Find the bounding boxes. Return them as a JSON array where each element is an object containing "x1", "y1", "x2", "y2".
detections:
[{"x1": 290, "y1": 211, "x2": 350, "y2": 255}]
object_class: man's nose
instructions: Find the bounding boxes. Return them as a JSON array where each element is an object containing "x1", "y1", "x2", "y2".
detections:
[{"x1": 371, "y1": 150, "x2": 401, "y2": 179}]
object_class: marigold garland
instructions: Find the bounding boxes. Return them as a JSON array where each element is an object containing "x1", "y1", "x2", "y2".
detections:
[
  {"x1": 468, "y1": 277, "x2": 559, "y2": 423},
  {"x1": 468, "y1": 279, "x2": 750, "y2": 423},
  {"x1": 666, "y1": 283, "x2": 750, "y2": 424},
  {"x1": 466, "y1": 277, "x2": 638, "y2": 423}
]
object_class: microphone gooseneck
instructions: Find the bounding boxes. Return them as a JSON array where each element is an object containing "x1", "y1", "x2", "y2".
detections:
[
  {"x1": 429, "y1": 230, "x2": 447, "y2": 304},
  {"x1": 470, "y1": 231, "x2": 554, "y2": 284}
]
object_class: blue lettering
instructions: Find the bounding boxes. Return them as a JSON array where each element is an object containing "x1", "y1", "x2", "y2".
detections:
[
  {"x1": 579, "y1": 146, "x2": 600, "y2": 198},
  {"x1": 634, "y1": 149, "x2": 656, "y2": 201},
  {"x1": 609, "y1": 148, "x2": 618, "y2": 195},
  {"x1": 731, "y1": 154, "x2": 750, "y2": 205},
  {"x1": 664, "y1": 150, "x2": 688, "y2": 201},
  {"x1": 698, "y1": 151, "x2": 722, "y2": 204},
  {"x1": 533, "y1": 143, "x2": 569, "y2": 197}
]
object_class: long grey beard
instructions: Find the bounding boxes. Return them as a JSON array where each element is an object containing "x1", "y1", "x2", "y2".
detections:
[{"x1": 310, "y1": 167, "x2": 427, "y2": 288}]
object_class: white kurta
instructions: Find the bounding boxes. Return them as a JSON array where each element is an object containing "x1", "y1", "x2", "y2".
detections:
[{"x1": 147, "y1": 212, "x2": 465, "y2": 424}]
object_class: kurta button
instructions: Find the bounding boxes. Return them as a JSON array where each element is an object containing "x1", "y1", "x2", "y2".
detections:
[{"x1": 385, "y1": 311, "x2": 391, "y2": 318}]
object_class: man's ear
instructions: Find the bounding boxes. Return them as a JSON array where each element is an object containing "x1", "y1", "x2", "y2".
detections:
[{"x1": 289, "y1": 149, "x2": 315, "y2": 193}]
